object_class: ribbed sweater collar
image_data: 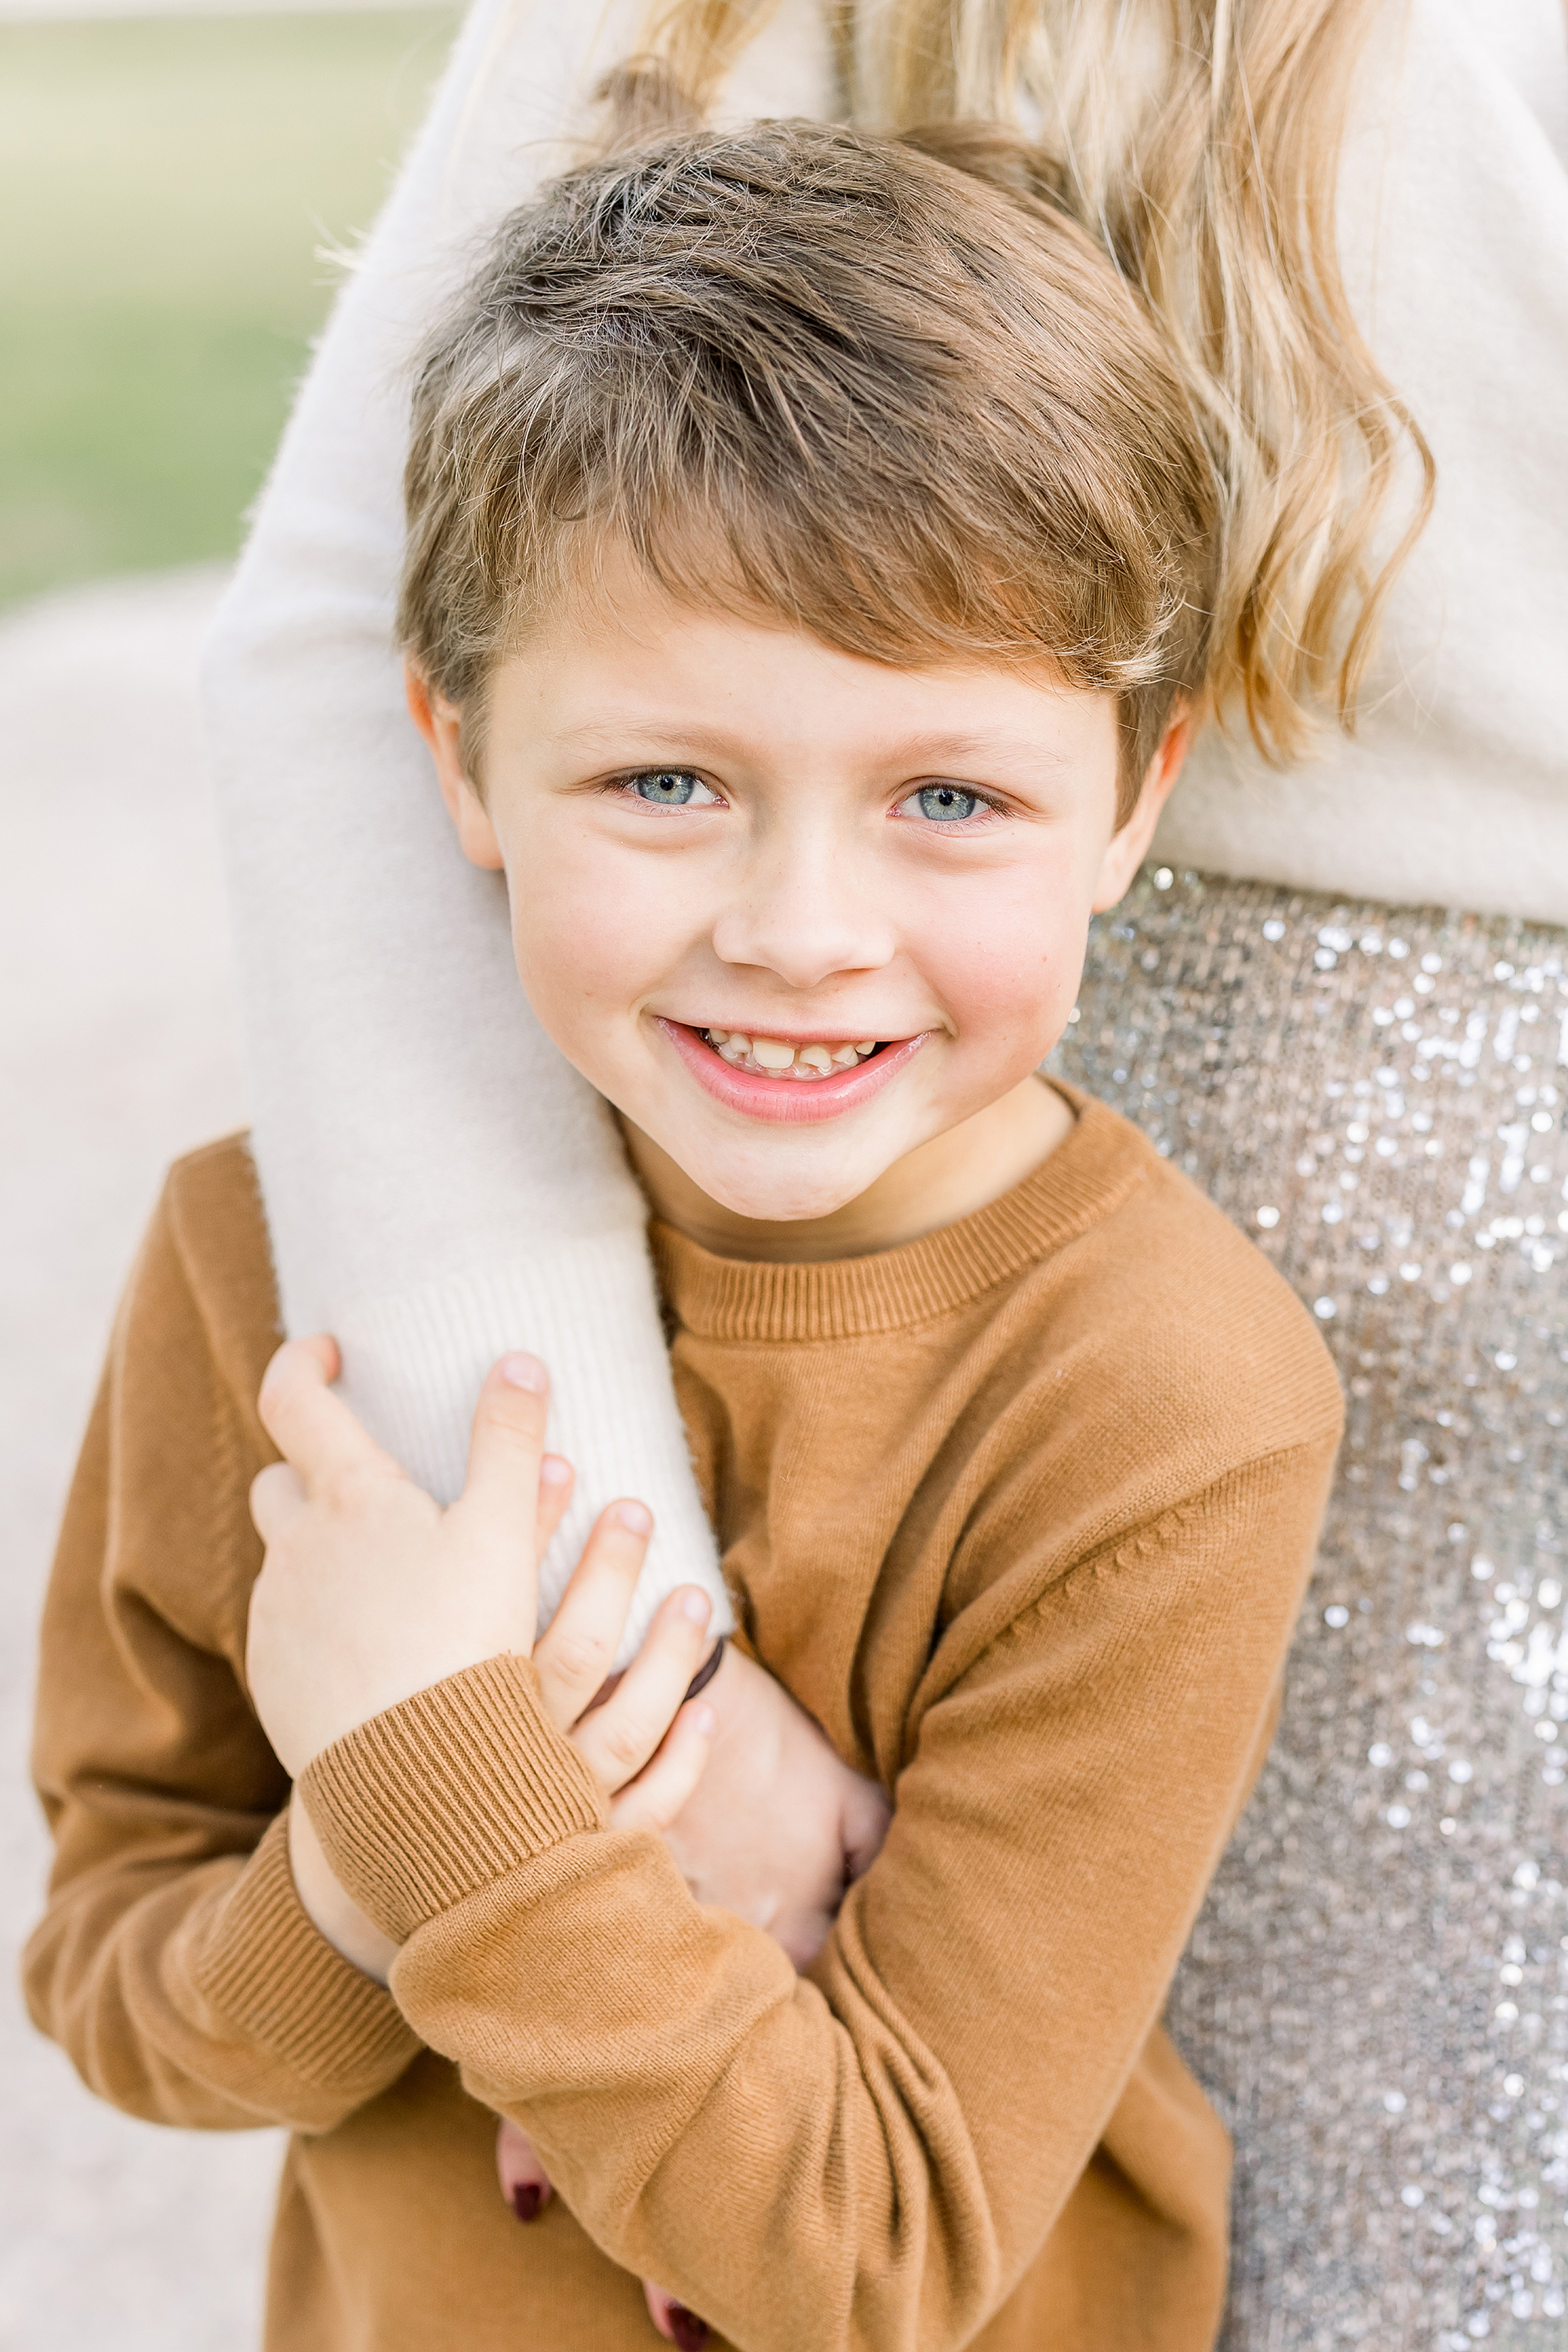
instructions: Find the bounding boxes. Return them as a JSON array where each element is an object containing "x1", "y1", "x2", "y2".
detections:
[{"x1": 648, "y1": 1091, "x2": 1147, "y2": 1342}]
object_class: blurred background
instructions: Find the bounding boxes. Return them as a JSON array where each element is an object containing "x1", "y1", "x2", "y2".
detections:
[
  {"x1": 1, "y1": 3, "x2": 456, "y2": 2343},
  {"x1": 2, "y1": 2, "x2": 457, "y2": 603}
]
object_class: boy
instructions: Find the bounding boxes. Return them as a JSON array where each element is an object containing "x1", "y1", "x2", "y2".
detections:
[{"x1": 27, "y1": 120, "x2": 1341, "y2": 2351}]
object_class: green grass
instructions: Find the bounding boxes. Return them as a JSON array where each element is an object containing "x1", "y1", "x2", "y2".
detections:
[{"x1": 0, "y1": 9, "x2": 459, "y2": 606}]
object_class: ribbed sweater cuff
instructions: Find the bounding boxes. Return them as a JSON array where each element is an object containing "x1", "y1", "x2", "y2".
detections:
[
  {"x1": 196, "y1": 1812, "x2": 420, "y2": 2090},
  {"x1": 299, "y1": 1655, "x2": 608, "y2": 1946}
]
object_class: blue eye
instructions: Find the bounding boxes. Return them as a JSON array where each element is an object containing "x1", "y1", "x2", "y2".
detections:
[
  {"x1": 914, "y1": 784, "x2": 982, "y2": 822},
  {"x1": 630, "y1": 770, "x2": 708, "y2": 806}
]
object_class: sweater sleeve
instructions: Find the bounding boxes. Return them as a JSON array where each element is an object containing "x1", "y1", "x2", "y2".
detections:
[
  {"x1": 299, "y1": 1432, "x2": 1338, "y2": 2350},
  {"x1": 22, "y1": 1173, "x2": 420, "y2": 2133},
  {"x1": 199, "y1": 0, "x2": 854, "y2": 1661}
]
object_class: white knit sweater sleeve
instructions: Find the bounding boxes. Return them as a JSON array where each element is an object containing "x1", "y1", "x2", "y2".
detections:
[{"x1": 202, "y1": 0, "x2": 829, "y2": 1661}]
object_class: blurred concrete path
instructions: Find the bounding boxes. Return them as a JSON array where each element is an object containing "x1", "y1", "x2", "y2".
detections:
[{"x1": 1, "y1": 567, "x2": 280, "y2": 2352}]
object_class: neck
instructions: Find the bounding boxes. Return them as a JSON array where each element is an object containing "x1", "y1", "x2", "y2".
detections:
[{"x1": 622, "y1": 1075, "x2": 1073, "y2": 1264}]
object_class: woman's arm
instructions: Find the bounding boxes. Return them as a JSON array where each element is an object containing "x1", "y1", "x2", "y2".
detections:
[
  {"x1": 23, "y1": 1149, "x2": 419, "y2": 2131},
  {"x1": 200, "y1": 0, "x2": 705, "y2": 1661},
  {"x1": 288, "y1": 1432, "x2": 1337, "y2": 2349},
  {"x1": 200, "y1": 0, "x2": 833, "y2": 1662}
]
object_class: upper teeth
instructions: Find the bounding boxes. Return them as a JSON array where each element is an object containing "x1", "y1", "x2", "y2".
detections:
[{"x1": 705, "y1": 1029, "x2": 879, "y2": 1079}]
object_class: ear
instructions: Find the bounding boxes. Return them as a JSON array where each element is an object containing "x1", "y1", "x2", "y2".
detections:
[
  {"x1": 403, "y1": 659, "x2": 504, "y2": 871},
  {"x1": 1090, "y1": 701, "x2": 1194, "y2": 913}
]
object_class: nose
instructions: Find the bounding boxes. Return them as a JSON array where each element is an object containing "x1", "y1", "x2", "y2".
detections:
[{"x1": 710, "y1": 833, "x2": 897, "y2": 991}]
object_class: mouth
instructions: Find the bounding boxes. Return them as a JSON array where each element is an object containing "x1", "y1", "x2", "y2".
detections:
[{"x1": 655, "y1": 1018, "x2": 928, "y2": 1125}]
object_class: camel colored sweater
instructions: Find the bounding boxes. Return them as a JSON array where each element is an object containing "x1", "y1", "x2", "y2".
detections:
[{"x1": 25, "y1": 1098, "x2": 1341, "y2": 2352}]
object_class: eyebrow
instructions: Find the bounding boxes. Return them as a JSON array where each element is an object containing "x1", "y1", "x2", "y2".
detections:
[
  {"x1": 550, "y1": 713, "x2": 1073, "y2": 776},
  {"x1": 553, "y1": 717, "x2": 752, "y2": 755}
]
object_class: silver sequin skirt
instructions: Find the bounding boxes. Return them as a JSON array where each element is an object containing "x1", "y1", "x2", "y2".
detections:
[{"x1": 1050, "y1": 869, "x2": 1568, "y2": 2352}]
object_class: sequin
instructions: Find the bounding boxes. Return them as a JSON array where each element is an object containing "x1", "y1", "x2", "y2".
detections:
[{"x1": 1051, "y1": 870, "x2": 1568, "y2": 2352}]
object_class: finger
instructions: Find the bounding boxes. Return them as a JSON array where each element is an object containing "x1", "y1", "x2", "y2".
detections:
[
  {"x1": 257, "y1": 1336, "x2": 399, "y2": 1496},
  {"x1": 495, "y1": 2117, "x2": 553, "y2": 2225},
  {"x1": 841, "y1": 1774, "x2": 893, "y2": 1883},
  {"x1": 775, "y1": 1907, "x2": 837, "y2": 1973},
  {"x1": 643, "y1": 2280, "x2": 710, "y2": 2350},
  {"x1": 535, "y1": 1454, "x2": 574, "y2": 1559},
  {"x1": 608, "y1": 1700, "x2": 716, "y2": 1836},
  {"x1": 249, "y1": 1461, "x2": 307, "y2": 1546},
  {"x1": 448, "y1": 1353, "x2": 550, "y2": 1538},
  {"x1": 644, "y1": 2282, "x2": 678, "y2": 2344},
  {"x1": 532, "y1": 1497, "x2": 652, "y2": 1733},
  {"x1": 570, "y1": 1584, "x2": 712, "y2": 1795}
]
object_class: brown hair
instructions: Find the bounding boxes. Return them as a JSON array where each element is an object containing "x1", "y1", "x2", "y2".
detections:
[
  {"x1": 398, "y1": 112, "x2": 1218, "y2": 821},
  {"x1": 644, "y1": 0, "x2": 1435, "y2": 766}
]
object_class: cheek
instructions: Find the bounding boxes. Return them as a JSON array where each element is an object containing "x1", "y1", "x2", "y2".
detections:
[
  {"x1": 921, "y1": 870, "x2": 1086, "y2": 1058},
  {"x1": 500, "y1": 822, "x2": 689, "y2": 1049}
]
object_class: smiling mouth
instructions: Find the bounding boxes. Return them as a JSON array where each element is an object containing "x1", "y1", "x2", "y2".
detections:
[
  {"x1": 699, "y1": 1028, "x2": 886, "y2": 1081},
  {"x1": 659, "y1": 1018, "x2": 925, "y2": 1123}
]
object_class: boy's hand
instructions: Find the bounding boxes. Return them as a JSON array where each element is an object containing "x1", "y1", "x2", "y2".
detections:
[
  {"x1": 662, "y1": 1641, "x2": 890, "y2": 1966},
  {"x1": 248, "y1": 1336, "x2": 713, "y2": 1793},
  {"x1": 250, "y1": 1336, "x2": 720, "y2": 1992}
]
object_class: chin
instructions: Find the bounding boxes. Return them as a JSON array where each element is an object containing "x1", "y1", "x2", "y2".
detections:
[{"x1": 697, "y1": 1160, "x2": 871, "y2": 1226}]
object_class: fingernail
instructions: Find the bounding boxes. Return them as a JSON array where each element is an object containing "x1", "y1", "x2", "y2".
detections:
[
  {"x1": 500, "y1": 1352, "x2": 546, "y2": 1391},
  {"x1": 668, "y1": 2309, "x2": 708, "y2": 2351},
  {"x1": 510, "y1": 2182, "x2": 543, "y2": 2223},
  {"x1": 680, "y1": 1590, "x2": 711, "y2": 1626},
  {"x1": 613, "y1": 1500, "x2": 652, "y2": 1536},
  {"x1": 539, "y1": 1453, "x2": 572, "y2": 1486}
]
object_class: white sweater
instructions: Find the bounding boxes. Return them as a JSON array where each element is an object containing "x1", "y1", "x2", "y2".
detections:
[{"x1": 202, "y1": 0, "x2": 1568, "y2": 1653}]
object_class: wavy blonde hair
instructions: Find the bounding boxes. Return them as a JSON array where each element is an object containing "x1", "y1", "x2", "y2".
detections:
[{"x1": 641, "y1": 0, "x2": 1434, "y2": 765}]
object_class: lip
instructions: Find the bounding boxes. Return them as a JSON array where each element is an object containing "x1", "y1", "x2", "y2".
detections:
[{"x1": 655, "y1": 1018, "x2": 931, "y2": 1126}]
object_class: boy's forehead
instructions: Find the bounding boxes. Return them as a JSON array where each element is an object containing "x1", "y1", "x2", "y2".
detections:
[
  {"x1": 488, "y1": 601, "x2": 1114, "y2": 786},
  {"x1": 512, "y1": 528, "x2": 1080, "y2": 706}
]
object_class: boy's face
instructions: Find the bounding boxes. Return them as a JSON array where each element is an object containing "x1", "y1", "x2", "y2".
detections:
[{"x1": 413, "y1": 550, "x2": 1184, "y2": 1236}]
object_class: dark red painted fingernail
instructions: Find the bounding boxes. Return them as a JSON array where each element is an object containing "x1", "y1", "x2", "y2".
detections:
[
  {"x1": 510, "y1": 2182, "x2": 543, "y2": 2223},
  {"x1": 667, "y1": 2307, "x2": 708, "y2": 2350}
]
